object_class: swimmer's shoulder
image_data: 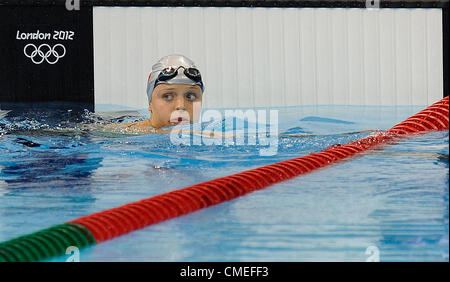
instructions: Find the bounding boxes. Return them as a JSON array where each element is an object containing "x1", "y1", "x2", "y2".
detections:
[
  {"x1": 125, "y1": 119, "x2": 152, "y2": 129},
  {"x1": 100, "y1": 119, "x2": 158, "y2": 134}
]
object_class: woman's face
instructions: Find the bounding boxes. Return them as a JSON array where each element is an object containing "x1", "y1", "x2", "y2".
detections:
[{"x1": 149, "y1": 84, "x2": 203, "y2": 129}]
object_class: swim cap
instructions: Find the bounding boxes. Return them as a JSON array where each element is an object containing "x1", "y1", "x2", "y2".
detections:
[{"x1": 146, "y1": 54, "x2": 204, "y2": 104}]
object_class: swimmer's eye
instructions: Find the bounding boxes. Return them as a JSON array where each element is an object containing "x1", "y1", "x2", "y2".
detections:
[
  {"x1": 162, "y1": 93, "x2": 174, "y2": 101},
  {"x1": 185, "y1": 92, "x2": 199, "y2": 101}
]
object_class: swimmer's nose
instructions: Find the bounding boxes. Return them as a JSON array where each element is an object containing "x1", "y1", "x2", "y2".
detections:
[{"x1": 175, "y1": 96, "x2": 186, "y2": 111}]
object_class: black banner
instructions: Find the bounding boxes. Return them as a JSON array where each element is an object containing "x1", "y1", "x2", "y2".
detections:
[
  {"x1": 0, "y1": 1, "x2": 448, "y2": 8},
  {"x1": 0, "y1": 5, "x2": 94, "y2": 111}
]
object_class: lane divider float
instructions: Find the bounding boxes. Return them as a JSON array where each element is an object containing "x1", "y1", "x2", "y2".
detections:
[{"x1": 0, "y1": 96, "x2": 448, "y2": 262}]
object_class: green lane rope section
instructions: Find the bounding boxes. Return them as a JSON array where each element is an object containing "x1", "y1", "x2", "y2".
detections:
[{"x1": 0, "y1": 223, "x2": 96, "y2": 262}]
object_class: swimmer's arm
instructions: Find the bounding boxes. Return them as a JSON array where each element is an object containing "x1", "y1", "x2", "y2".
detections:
[
  {"x1": 99, "y1": 120, "x2": 157, "y2": 134},
  {"x1": 99, "y1": 121, "x2": 235, "y2": 137},
  {"x1": 97, "y1": 122, "x2": 131, "y2": 132}
]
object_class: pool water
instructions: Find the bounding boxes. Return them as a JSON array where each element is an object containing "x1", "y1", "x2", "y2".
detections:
[{"x1": 0, "y1": 105, "x2": 448, "y2": 262}]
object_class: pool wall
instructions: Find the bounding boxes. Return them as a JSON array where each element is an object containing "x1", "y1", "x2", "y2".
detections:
[
  {"x1": 94, "y1": 6, "x2": 444, "y2": 108},
  {"x1": 0, "y1": 1, "x2": 448, "y2": 111}
]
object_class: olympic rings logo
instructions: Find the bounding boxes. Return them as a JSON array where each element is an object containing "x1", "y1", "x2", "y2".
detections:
[{"x1": 23, "y1": 43, "x2": 66, "y2": 65}]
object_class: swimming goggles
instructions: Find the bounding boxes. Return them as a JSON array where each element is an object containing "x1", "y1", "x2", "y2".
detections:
[{"x1": 154, "y1": 66, "x2": 204, "y2": 91}]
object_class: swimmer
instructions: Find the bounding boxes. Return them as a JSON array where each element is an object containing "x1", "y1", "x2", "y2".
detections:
[
  {"x1": 103, "y1": 54, "x2": 373, "y2": 139},
  {"x1": 106, "y1": 54, "x2": 225, "y2": 138}
]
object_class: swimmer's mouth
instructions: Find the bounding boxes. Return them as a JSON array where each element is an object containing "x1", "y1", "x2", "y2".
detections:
[{"x1": 169, "y1": 117, "x2": 189, "y2": 125}]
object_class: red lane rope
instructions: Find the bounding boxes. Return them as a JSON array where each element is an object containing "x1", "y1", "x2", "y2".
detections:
[{"x1": 70, "y1": 96, "x2": 449, "y2": 243}]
